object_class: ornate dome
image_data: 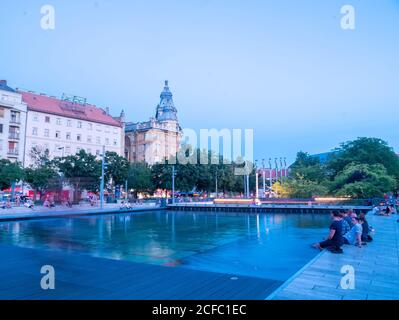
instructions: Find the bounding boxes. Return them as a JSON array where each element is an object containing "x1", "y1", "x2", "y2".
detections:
[{"x1": 155, "y1": 80, "x2": 178, "y2": 122}]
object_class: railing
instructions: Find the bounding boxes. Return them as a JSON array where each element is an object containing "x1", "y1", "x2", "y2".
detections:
[
  {"x1": 7, "y1": 149, "x2": 19, "y2": 156},
  {"x1": 8, "y1": 132, "x2": 20, "y2": 140},
  {"x1": 9, "y1": 119, "x2": 21, "y2": 125}
]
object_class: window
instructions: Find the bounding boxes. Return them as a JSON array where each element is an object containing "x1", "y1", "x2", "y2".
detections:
[
  {"x1": 44, "y1": 129, "x2": 50, "y2": 137},
  {"x1": 113, "y1": 139, "x2": 117, "y2": 146},
  {"x1": 96, "y1": 137, "x2": 101, "y2": 144},
  {"x1": 105, "y1": 126, "x2": 110, "y2": 133},
  {"x1": 87, "y1": 148, "x2": 91, "y2": 154},
  {"x1": 65, "y1": 146, "x2": 71, "y2": 155},
  {"x1": 113, "y1": 128, "x2": 118, "y2": 134},
  {"x1": 0, "y1": 107, "x2": 4, "y2": 118},
  {"x1": 96, "y1": 125, "x2": 102, "y2": 132},
  {"x1": 77, "y1": 121, "x2": 82, "y2": 128},
  {"x1": 76, "y1": 147, "x2": 81, "y2": 153},
  {"x1": 105, "y1": 138, "x2": 109, "y2": 145},
  {"x1": 56, "y1": 118, "x2": 61, "y2": 125},
  {"x1": 45, "y1": 116, "x2": 50, "y2": 123},
  {"x1": 33, "y1": 114, "x2": 39, "y2": 121},
  {"x1": 55, "y1": 131, "x2": 60, "y2": 139},
  {"x1": 0, "y1": 124, "x2": 3, "y2": 133},
  {"x1": 66, "y1": 132, "x2": 71, "y2": 140},
  {"x1": 87, "y1": 135, "x2": 92, "y2": 143},
  {"x1": 32, "y1": 127, "x2": 38, "y2": 136},
  {"x1": 96, "y1": 150, "x2": 100, "y2": 156},
  {"x1": 88, "y1": 123, "x2": 93, "y2": 130},
  {"x1": 77, "y1": 134, "x2": 81, "y2": 141},
  {"x1": 0, "y1": 139, "x2": 2, "y2": 150},
  {"x1": 44, "y1": 144, "x2": 49, "y2": 152},
  {"x1": 10, "y1": 111, "x2": 20, "y2": 123},
  {"x1": 67, "y1": 120, "x2": 72, "y2": 127}
]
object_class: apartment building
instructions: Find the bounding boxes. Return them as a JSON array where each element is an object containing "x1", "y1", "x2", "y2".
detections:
[
  {"x1": 0, "y1": 80, "x2": 27, "y2": 164},
  {"x1": 20, "y1": 91, "x2": 124, "y2": 167}
]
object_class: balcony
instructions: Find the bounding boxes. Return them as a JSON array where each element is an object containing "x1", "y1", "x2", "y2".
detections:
[
  {"x1": 8, "y1": 132, "x2": 20, "y2": 140},
  {"x1": 9, "y1": 118, "x2": 21, "y2": 125},
  {"x1": 7, "y1": 149, "x2": 19, "y2": 156}
]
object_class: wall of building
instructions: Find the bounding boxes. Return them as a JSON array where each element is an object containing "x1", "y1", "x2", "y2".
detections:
[
  {"x1": 0, "y1": 89, "x2": 27, "y2": 164},
  {"x1": 24, "y1": 111, "x2": 123, "y2": 167}
]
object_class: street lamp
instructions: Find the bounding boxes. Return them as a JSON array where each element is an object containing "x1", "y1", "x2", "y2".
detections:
[
  {"x1": 215, "y1": 168, "x2": 218, "y2": 198},
  {"x1": 172, "y1": 165, "x2": 177, "y2": 204},
  {"x1": 268, "y1": 158, "x2": 272, "y2": 188},
  {"x1": 255, "y1": 160, "x2": 259, "y2": 199},
  {"x1": 100, "y1": 145, "x2": 108, "y2": 210},
  {"x1": 262, "y1": 159, "x2": 266, "y2": 197}
]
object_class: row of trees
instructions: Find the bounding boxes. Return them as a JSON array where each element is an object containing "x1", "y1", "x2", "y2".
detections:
[
  {"x1": 2, "y1": 137, "x2": 397, "y2": 201},
  {"x1": 276, "y1": 137, "x2": 399, "y2": 198}
]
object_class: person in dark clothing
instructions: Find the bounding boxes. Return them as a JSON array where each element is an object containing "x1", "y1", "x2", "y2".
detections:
[
  {"x1": 312, "y1": 210, "x2": 343, "y2": 252},
  {"x1": 359, "y1": 213, "x2": 372, "y2": 242}
]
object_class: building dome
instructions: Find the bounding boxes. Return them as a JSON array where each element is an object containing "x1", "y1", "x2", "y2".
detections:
[{"x1": 156, "y1": 80, "x2": 178, "y2": 122}]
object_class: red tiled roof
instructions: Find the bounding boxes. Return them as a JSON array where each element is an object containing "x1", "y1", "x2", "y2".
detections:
[{"x1": 20, "y1": 91, "x2": 122, "y2": 127}]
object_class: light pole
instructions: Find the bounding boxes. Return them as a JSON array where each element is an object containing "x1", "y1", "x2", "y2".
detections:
[
  {"x1": 215, "y1": 169, "x2": 218, "y2": 198},
  {"x1": 268, "y1": 158, "x2": 272, "y2": 188},
  {"x1": 100, "y1": 145, "x2": 108, "y2": 210},
  {"x1": 279, "y1": 157, "x2": 283, "y2": 181},
  {"x1": 275, "y1": 158, "x2": 279, "y2": 183},
  {"x1": 172, "y1": 165, "x2": 176, "y2": 204},
  {"x1": 262, "y1": 159, "x2": 266, "y2": 197},
  {"x1": 255, "y1": 160, "x2": 259, "y2": 199},
  {"x1": 283, "y1": 157, "x2": 287, "y2": 178}
]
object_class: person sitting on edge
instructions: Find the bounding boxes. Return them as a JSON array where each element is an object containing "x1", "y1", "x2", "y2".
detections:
[
  {"x1": 343, "y1": 216, "x2": 363, "y2": 247},
  {"x1": 359, "y1": 213, "x2": 372, "y2": 242},
  {"x1": 312, "y1": 210, "x2": 343, "y2": 252},
  {"x1": 340, "y1": 210, "x2": 351, "y2": 235}
]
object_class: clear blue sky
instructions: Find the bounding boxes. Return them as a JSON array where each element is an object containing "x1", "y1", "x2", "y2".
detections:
[{"x1": 1, "y1": 0, "x2": 398, "y2": 163}]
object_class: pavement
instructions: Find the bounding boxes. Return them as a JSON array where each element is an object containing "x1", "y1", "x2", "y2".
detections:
[
  {"x1": 0, "y1": 202, "x2": 163, "y2": 222},
  {"x1": 267, "y1": 213, "x2": 399, "y2": 300}
]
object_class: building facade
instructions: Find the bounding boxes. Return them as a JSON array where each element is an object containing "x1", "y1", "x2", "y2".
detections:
[
  {"x1": 21, "y1": 91, "x2": 124, "y2": 167},
  {"x1": 0, "y1": 80, "x2": 27, "y2": 164},
  {"x1": 125, "y1": 81, "x2": 182, "y2": 165}
]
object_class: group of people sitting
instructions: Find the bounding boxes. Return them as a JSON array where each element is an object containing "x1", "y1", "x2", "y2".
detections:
[{"x1": 312, "y1": 209, "x2": 373, "y2": 254}]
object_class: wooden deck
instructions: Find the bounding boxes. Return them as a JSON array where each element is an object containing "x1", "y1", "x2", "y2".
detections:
[
  {"x1": 0, "y1": 244, "x2": 282, "y2": 300},
  {"x1": 267, "y1": 214, "x2": 399, "y2": 300}
]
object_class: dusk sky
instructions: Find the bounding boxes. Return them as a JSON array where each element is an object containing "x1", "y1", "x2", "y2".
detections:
[{"x1": 1, "y1": 0, "x2": 398, "y2": 163}]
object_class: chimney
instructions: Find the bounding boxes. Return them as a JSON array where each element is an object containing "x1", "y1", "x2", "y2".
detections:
[
  {"x1": 0, "y1": 80, "x2": 7, "y2": 85},
  {"x1": 105, "y1": 107, "x2": 110, "y2": 115}
]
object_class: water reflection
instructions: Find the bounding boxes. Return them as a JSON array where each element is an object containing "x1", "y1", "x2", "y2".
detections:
[{"x1": 0, "y1": 211, "x2": 330, "y2": 280}]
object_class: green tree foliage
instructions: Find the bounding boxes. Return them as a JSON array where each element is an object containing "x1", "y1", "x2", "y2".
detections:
[
  {"x1": 285, "y1": 138, "x2": 399, "y2": 198},
  {"x1": 328, "y1": 137, "x2": 399, "y2": 180},
  {"x1": 332, "y1": 163, "x2": 397, "y2": 198},
  {"x1": 105, "y1": 151, "x2": 130, "y2": 185},
  {"x1": 24, "y1": 147, "x2": 60, "y2": 199},
  {"x1": 127, "y1": 162, "x2": 154, "y2": 195},
  {"x1": 0, "y1": 159, "x2": 24, "y2": 190},
  {"x1": 55, "y1": 150, "x2": 101, "y2": 202}
]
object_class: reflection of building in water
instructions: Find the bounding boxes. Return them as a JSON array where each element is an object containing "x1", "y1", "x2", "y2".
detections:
[{"x1": 125, "y1": 81, "x2": 182, "y2": 165}]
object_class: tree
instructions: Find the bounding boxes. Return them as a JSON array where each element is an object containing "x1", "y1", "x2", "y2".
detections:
[
  {"x1": 128, "y1": 162, "x2": 154, "y2": 196},
  {"x1": 332, "y1": 163, "x2": 397, "y2": 198},
  {"x1": 105, "y1": 151, "x2": 129, "y2": 186},
  {"x1": 24, "y1": 147, "x2": 60, "y2": 200},
  {"x1": 0, "y1": 159, "x2": 24, "y2": 190},
  {"x1": 328, "y1": 137, "x2": 399, "y2": 180},
  {"x1": 55, "y1": 150, "x2": 101, "y2": 203}
]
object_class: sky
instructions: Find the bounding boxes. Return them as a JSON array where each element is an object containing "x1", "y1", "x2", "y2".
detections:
[{"x1": 1, "y1": 0, "x2": 398, "y2": 164}]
